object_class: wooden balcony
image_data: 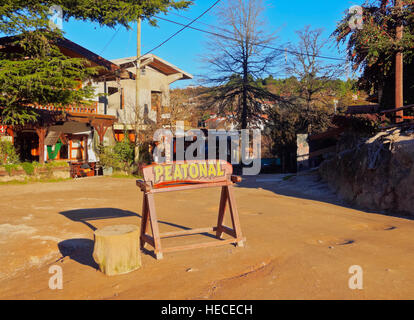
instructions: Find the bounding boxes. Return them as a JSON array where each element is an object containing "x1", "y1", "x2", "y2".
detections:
[{"x1": 31, "y1": 102, "x2": 98, "y2": 114}]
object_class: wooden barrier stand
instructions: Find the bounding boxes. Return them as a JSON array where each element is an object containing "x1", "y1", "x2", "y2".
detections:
[{"x1": 136, "y1": 160, "x2": 245, "y2": 260}]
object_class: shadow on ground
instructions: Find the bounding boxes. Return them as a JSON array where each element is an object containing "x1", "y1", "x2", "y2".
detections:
[
  {"x1": 59, "y1": 208, "x2": 217, "y2": 233},
  {"x1": 60, "y1": 208, "x2": 139, "y2": 231},
  {"x1": 237, "y1": 171, "x2": 414, "y2": 221},
  {"x1": 58, "y1": 238, "x2": 99, "y2": 270},
  {"x1": 59, "y1": 208, "x2": 219, "y2": 262}
]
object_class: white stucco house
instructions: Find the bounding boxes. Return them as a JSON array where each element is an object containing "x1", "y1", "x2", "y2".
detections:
[{"x1": 95, "y1": 54, "x2": 193, "y2": 143}]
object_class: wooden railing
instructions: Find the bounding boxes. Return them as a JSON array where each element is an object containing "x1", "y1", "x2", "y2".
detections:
[
  {"x1": 346, "y1": 104, "x2": 414, "y2": 129},
  {"x1": 380, "y1": 104, "x2": 414, "y2": 129},
  {"x1": 31, "y1": 102, "x2": 98, "y2": 114}
]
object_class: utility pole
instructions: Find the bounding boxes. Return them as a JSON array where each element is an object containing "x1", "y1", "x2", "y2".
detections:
[
  {"x1": 134, "y1": 18, "x2": 141, "y2": 164},
  {"x1": 395, "y1": 0, "x2": 404, "y2": 123}
]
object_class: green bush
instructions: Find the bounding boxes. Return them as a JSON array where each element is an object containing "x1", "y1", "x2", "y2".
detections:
[
  {"x1": 0, "y1": 141, "x2": 19, "y2": 165},
  {"x1": 97, "y1": 139, "x2": 135, "y2": 174},
  {"x1": 45, "y1": 161, "x2": 69, "y2": 168},
  {"x1": 3, "y1": 164, "x2": 20, "y2": 175},
  {"x1": 21, "y1": 162, "x2": 35, "y2": 175},
  {"x1": 32, "y1": 161, "x2": 41, "y2": 169},
  {"x1": 113, "y1": 139, "x2": 135, "y2": 165},
  {"x1": 0, "y1": 160, "x2": 70, "y2": 178},
  {"x1": 97, "y1": 146, "x2": 121, "y2": 169}
]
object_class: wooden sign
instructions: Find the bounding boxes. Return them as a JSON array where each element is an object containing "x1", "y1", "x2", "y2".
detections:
[
  {"x1": 137, "y1": 160, "x2": 245, "y2": 260},
  {"x1": 143, "y1": 160, "x2": 233, "y2": 188}
]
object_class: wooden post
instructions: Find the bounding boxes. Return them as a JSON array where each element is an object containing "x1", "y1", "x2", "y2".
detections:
[
  {"x1": 395, "y1": 0, "x2": 404, "y2": 123},
  {"x1": 140, "y1": 193, "x2": 150, "y2": 250},
  {"x1": 35, "y1": 127, "x2": 47, "y2": 164},
  {"x1": 93, "y1": 224, "x2": 141, "y2": 276},
  {"x1": 83, "y1": 135, "x2": 88, "y2": 162},
  {"x1": 93, "y1": 122, "x2": 110, "y2": 145},
  {"x1": 103, "y1": 77, "x2": 108, "y2": 115},
  {"x1": 226, "y1": 185, "x2": 244, "y2": 247},
  {"x1": 134, "y1": 17, "x2": 142, "y2": 165},
  {"x1": 215, "y1": 186, "x2": 228, "y2": 239}
]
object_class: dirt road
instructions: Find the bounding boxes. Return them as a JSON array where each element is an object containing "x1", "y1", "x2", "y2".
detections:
[{"x1": 0, "y1": 174, "x2": 413, "y2": 299}]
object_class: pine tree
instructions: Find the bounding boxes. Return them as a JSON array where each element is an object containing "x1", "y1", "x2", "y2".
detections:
[{"x1": 0, "y1": 0, "x2": 192, "y2": 125}]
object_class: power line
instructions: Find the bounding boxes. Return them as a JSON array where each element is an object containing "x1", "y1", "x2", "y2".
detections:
[
  {"x1": 169, "y1": 11, "x2": 233, "y2": 36},
  {"x1": 139, "y1": 0, "x2": 222, "y2": 59},
  {"x1": 154, "y1": 15, "x2": 347, "y2": 62},
  {"x1": 100, "y1": 26, "x2": 121, "y2": 55}
]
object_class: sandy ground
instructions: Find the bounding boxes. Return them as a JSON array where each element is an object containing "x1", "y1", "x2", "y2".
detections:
[{"x1": 0, "y1": 172, "x2": 413, "y2": 300}]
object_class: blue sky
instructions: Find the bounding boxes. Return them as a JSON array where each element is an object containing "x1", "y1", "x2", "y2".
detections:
[{"x1": 22, "y1": 1, "x2": 364, "y2": 87}]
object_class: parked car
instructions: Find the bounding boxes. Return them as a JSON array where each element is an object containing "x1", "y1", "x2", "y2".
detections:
[{"x1": 260, "y1": 158, "x2": 281, "y2": 173}]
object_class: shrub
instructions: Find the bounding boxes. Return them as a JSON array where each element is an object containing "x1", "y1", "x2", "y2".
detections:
[
  {"x1": 97, "y1": 146, "x2": 121, "y2": 169},
  {"x1": 113, "y1": 139, "x2": 135, "y2": 164},
  {"x1": 45, "y1": 161, "x2": 69, "y2": 168},
  {"x1": 3, "y1": 164, "x2": 20, "y2": 176},
  {"x1": 0, "y1": 141, "x2": 19, "y2": 165},
  {"x1": 21, "y1": 162, "x2": 35, "y2": 175},
  {"x1": 98, "y1": 139, "x2": 135, "y2": 174}
]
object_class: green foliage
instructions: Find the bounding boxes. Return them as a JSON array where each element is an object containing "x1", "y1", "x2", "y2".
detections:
[
  {"x1": 98, "y1": 139, "x2": 135, "y2": 173},
  {"x1": 32, "y1": 161, "x2": 41, "y2": 168},
  {"x1": 0, "y1": 140, "x2": 19, "y2": 164},
  {"x1": 0, "y1": 31, "x2": 98, "y2": 125},
  {"x1": 0, "y1": 159, "x2": 68, "y2": 177},
  {"x1": 45, "y1": 160, "x2": 69, "y2": 168},
  {"x1": 137, "y1": 142, "x2": 153, "y2": 165},
  {"x1": 113, "y1": 139, "x2": 135, "y2": 165},
  {"x1": 110, "y1": 172, "x2": 142, "y2": 179},
  {"x1": 0, "y1": 1, "x2": 193, "y2": 34},
  {"x1": 97, "y1": 145, "x2": 119, "y2": 169},
  {"x1": 0, "y1": 0, "x2": 192, "y2": 124},
  {"x1": 333, "y1": 0, "x2": 414, "y2": 106},
  {"x1": 0, "y1": 177, "x2": 71, "y2": 185},
  {"x1": 21, "y1": 162, "x2": 35, "y2": 175},
  {"x1": 334, "y1": 0, "x2": 414, "y2": 71},
  {"x1": 3, "y1": 163, "x2": 20, "y2": 175}
]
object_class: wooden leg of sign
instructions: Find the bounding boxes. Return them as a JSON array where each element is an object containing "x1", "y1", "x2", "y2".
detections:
[
  {"x1": 146, "y1": 192, "x2": 163, "y2": 260},
  {"x1": 215, "y1": 186, "x2": 228, "y2": 240},
  {"x1": 216, "y1": 185, "x2": 244, "y2": 247},
  {"x1": 226, "y1": 185, "x2": 244, "y2": 247},
  {"x1": 140, "y1": 193, "x2": 150, "y2": 250}
]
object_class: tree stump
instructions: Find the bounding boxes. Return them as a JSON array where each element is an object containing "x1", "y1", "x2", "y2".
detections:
[{"x1": 93, "y1": 225, "x2": 141, "y2": 276}]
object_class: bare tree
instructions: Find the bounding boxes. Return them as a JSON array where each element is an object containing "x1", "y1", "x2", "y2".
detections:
[
  {"x1": 285, "y1": 26, "x2": 344, "y2": 111},
  {"x1": 167, "y1": 89, "x2": 198, "y2": 129},
  {"x1": 202, "y1": 0, "x2": 286, "y2": 129}
]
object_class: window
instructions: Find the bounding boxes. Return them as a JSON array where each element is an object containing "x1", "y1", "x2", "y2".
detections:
[
  {"x1": 59, "y1": 144, "x2": 69, "y2": 160},
  {"x1": 70, "y1": 139, "x2": 84, "y2": 160}
]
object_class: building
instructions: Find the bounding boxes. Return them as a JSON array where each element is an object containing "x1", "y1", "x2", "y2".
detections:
[
  {"x1": 0, "y1": 36, "x2": 119, "y2": 169},
  {"x1": 95, "y1": 54, "x2": 193, "y2": 142}
]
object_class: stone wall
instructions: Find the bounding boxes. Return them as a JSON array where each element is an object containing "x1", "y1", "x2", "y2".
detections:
[{"x1": 319, "y1": 128, "x2": 414, "y2": 216}]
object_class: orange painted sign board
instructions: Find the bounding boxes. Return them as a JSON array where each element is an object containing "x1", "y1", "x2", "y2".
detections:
[
  {"x1": 137, "y1": 159, "x2": 244, "y2": 260},
  {"x1": 143, "y1": 160, "x2": 233, "y2": 187}
]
